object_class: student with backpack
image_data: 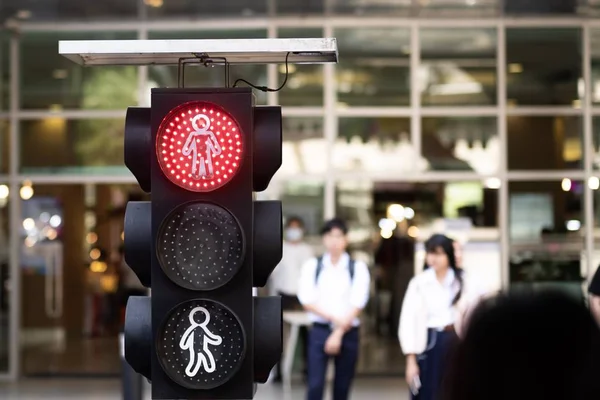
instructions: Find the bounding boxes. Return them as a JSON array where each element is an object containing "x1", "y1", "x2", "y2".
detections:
[{"x1": 298, "y1": 218, "x2": 371, "y2": 400}]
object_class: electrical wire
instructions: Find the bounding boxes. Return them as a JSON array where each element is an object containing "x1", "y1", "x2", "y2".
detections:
[{"x1": 233, "y1": 52, "x2": 290, "y2": 92}]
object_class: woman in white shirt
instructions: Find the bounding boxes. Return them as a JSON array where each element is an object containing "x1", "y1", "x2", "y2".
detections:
[{"x1": 399, "y1": 234, "x2": 482, "y2": 400}]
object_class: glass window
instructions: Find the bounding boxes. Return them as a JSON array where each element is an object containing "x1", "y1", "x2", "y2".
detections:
[
  {"x1": 334, "y1": 117, "x2": 415, "y2": 173},
  {"x1": 418, "y1": 0, "x2": 499, "y2": 17},
  {"x1": 20, "y1": 118, "x2": 129, "y2": 175},
  {"x1": 0, "y1": 33, "x2": 8, "y2": 111},
  {"x1": 3, "y1": 1, "x2": 137, "y2": 21},
  {"x1": 592, "y1": 116, "x2": 600, "y2": 170},
  {"x1": 504, "y1": 1, "x2": 581, "y2": 15},
  {"x1": 420, "y1": 28, "x2": 497, "y2": 106},
  {"x1": 0, "y1": 181, "x2": 8, "y2": 373},
  {"x1": 330, "y1": 0, "x2": 411, "y2": 15},
  {"x1": 507, "y1": 116, "x2": 582, "y2": 170},
  {"x1": 279, "y1": 179, "x2": 324, "y2": 238},
  {"x1": 148, "y1": 30, "x2": 268, "y2": 105},
  {"x1": 592, "y1": 178, "x2": 600, "y2": 284},
  {"x1": 277, "y1": 28, "x2": 324, "y2": 107},
  {"x1": 509, "y1": 180, "x2": 584, "y2": 299},
  {"x1": 422, "y1": 117, "x2": 498, "y2": 173},
  {"x1": 331, "y1": 0, "x2": 499, "y2": 16},
  {"x1": 20, "y1": 31, "x2": 138, "y2": 110},
  {"x1": 336, "y1": 180, "x2": 375, "y2": 259},
  {"x1": 277, "y1": 117, "x2": 326, "y2": 177},
  {"x1": 145, "y1": 1, "x2": 267, "y2": 18},
  {"x1": 276, "y1": 0, "x2": 324, "y2": 14},
  {"x1": 589, "y1": 29, "x2": 600, "y2": 105},
  {"x1": 0, "y1": 120, "x2": 8, "y2": 174},
  {"x1": 506, "y1": 28, "x2": 582, "y2": 106},
  {"x1": 334, "y1": 28, "x2": 410, "y2": 106}
]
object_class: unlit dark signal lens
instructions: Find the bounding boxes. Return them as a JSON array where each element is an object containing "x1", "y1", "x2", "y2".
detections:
[
  {"x1": 157, "y1": 202, "x2": 244, "y2": 291},
  {"x1": 157, "y1": 299, "x2": 246, "y2": 390}
]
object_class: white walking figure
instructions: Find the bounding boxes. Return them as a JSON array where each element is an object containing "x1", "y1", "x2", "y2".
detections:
[
  {"x1": 182, "y1": 113, "x2": 223, "y2": 180},
  {"x1": 179, "y1": 306, "x2": 223, "y2": 377}
]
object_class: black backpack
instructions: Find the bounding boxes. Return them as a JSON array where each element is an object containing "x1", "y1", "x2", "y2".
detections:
[{"x1": 315, "y1": 255, "x2": 356, "y2": 284}]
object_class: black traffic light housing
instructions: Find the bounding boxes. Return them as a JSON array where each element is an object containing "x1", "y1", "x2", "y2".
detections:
[{"x1": 123, "y1": 87, "x2": 283, "y2": 399}]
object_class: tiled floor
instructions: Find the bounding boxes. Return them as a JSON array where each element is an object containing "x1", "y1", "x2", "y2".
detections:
[
  {"x1": 19, "y1": 329, "x2": 404, "y2": 377},
  {"x1": 0, "y1": 378, "x2": 410, "y2": 399}
]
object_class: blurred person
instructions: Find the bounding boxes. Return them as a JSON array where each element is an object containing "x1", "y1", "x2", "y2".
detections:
[
  {"x1": 589, "y1": 266, "x2": 600, "y2": 326},
  {"x1": 374, "y1": 225, "x2": 415, "y2": 337},
  {"x1": 298, "y1": 218, "x2": 371, "y2": 400},
  {"x1": 270, "y1": 216, "x2": 314, "y2": 383},
  {"x1": 442, "y1": 289, "x2": 600, "y2": 400},
  {"x1": 398, "y1": 234, "x2": 486, "y2": 400}
]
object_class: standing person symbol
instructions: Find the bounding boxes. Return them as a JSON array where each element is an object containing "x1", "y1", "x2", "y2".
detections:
[
  {"x1": 179, "y1": 306, "x2": 223, "y2": 377},
  {"x1": 182, "y1": 114, "x2": 223, "y2": 179}
]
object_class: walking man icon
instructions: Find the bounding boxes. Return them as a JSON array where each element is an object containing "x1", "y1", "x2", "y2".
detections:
[{"x1": 179, "y1": 306, "x2": 223, "y2": 377}]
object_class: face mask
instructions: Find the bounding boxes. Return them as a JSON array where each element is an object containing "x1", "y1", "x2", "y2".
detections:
[{"x1": 285, "y1": 227, "x2": 303, "y2": 242}]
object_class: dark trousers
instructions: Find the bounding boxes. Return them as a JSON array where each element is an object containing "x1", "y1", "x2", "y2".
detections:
[
  {"x1": 412, "y1": 329, "x2": 457, "y2": 400},
  {"x1": 307, "y1": 324, "x2": 359, "y2": 400},
  {"x1": 274, "y1": 292, "x2": 308, "y2": 380}
]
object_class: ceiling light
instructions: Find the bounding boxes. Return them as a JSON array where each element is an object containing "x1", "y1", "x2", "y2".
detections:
[
  {"x1": 566, "y1": 220, "x2": 581, "y2": 232},
  {"x1": 22, "y1": 218, "x2": 35, "y2": 231},
  {"x1": 508, "y1": 63, "x2": 523, "y2": 74},
  {"x1": 407, "y1": 226, "x2": 419, "y2": 238},
  {"x1": 388, "y1": 204, "x2": 405, "y2": 222},
  {"x1": 589, "y1": 176, "x2": 600, "y2": 190},
  {"x1": 429, "y1": 82, "x2": 483, "y2": 96},
  {"x1": 20, "y1": 185, "x2": 33, "y2": 200},
  {"x1": 378, "y1": 218, "x2": 396, "y2": 232},
  {"x1": 561, "y1": 178, "x2": 572, "y2": 192},
  {"x1": 279, "y1": 64, "x2": 296, "y2": 74},
  {"x1": 86, "y1": 232, "x2": 98, "y2": 244},
  {"x1": 90, "y1": 248, "x2": 101, "y2": 260},
  {"x1": 144, "y1": 0, "x2": 163, "y2": 7},
  {"x1": 380, "y1": 229, "x2": 393, "y2": 239},
  {"x1": 484, "y1": 177, "x2": 501, "y2": 189},
  {"x1": 52, "y1": 69, "x2": 68, "y2": 79}
]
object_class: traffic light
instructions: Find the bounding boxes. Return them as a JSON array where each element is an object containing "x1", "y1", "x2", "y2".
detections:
[{"x1": 123, "y1": 87, "x2": 283, "y2": 399}]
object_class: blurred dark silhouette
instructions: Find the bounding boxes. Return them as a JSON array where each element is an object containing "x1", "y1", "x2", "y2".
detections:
[{"x1": 443, "y1": 289, "x2": 600, "y2": 400}]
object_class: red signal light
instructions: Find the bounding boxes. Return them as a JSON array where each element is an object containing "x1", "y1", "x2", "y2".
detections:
[{"x1": 156, "y1": 101, "x2": 244, "y2": 192}]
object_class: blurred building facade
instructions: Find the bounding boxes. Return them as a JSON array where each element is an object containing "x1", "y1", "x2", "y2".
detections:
[{"x1": 0, "y1": 0, "x2": 600, "y2": 381}]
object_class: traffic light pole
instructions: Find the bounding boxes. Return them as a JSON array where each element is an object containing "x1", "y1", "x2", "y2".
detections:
[{"x1": 120, "y1": 332, "x2": 144, "y2": 400}]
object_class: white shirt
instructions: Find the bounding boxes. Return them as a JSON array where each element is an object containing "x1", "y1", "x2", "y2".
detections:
[
  {"x1": 421, "y1": 268, "x2": 459, "y2": 328},
  {"x1": 298, "y1": 253, "x2": 371, "y2": 327},
  {"x1": 398, "y1": 268, "x2": 488, "y2": 355},
  {"x1": 270, "y1": 241, "x2": 314, "y2": 296}
]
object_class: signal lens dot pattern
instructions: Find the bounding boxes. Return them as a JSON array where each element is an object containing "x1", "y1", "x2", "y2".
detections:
[
  {"x1": 156, "y1": 202, "x2": 245, "y2": 291},
  {"x1": 156, "y1": 101, "x2": 244, "y2": 192}
]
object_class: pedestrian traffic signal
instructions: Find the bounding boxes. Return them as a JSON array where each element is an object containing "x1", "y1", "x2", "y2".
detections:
[{"x1": 123, "y1": 87, "x2": 283, "y2": 399}]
